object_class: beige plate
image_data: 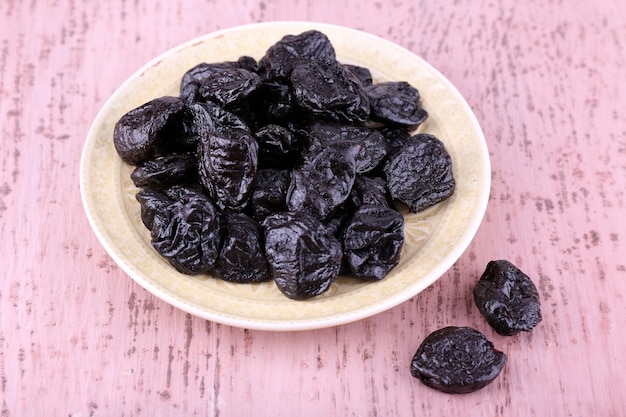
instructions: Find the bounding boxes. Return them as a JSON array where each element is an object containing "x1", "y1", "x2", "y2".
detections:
[{"x1": 80, "y1": 22, "x2": 490, "y2": 331}]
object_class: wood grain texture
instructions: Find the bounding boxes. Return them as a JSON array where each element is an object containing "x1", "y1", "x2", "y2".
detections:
[{"x1": 1, "y1": 0, "x2": 625, "y2": 415}]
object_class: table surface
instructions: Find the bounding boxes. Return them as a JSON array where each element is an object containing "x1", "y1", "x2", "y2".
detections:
[{"x1": 2, "y1": 1, "x2": 625, "y2": 416}]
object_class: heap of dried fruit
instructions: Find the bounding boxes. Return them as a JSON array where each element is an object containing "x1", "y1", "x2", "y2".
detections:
[{"x1": 113, "y1": 30, "x2": 456, "y2": 300}]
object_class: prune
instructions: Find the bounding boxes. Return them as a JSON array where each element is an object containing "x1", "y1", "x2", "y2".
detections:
[
  {"x1": 249, "y1": 169, "x2": 290, "y2": 221},
  {"x1": 258, "y1": 30, "x2": 336, "y2": 80},
  {"x1": 187, "y1": 101, "x2": 251, "y2": 138},
  {"x1": 291, "y1": 60, "x2": 370, "y2": 123},
  {"x1": 473, "y1": 260, "x2": 542, "y2": 336},
  {"x1": 180, "y1": 61, "x2": 241, "y2": 104},
  {"x1": 130, "y1": 153, "x2": 198, "y2": 189},
  {"x1": 366, "y1": 81, "x2": 428, "y2": 129},
  {"x1": 308, "y1": 121, "x2": 388, "y2": 174},
  {"x1": 342, "y1": 205, "x2": 404, "y2": 280},
  {"x1": 255, "y1": 124, "x2": 301, "y2": 168},
  {"x1": 197, "y1": 129, "x2": 259, "y2": 211},
  {"x1": 135, "y1": 188, "x2": 172, "y2": 230},
  {"x1": 377, "y1": 126, "x2": 412, "y2": 157},
  {"x1": 113, "y1": 96, "x2": 186, "y2": 165},
  {"x1": 198, "y1": 67, "x2": 262, "y2": 108},
  {"x1": 342, "y1": 64, "x2": 373, "y2": 87},
  {"x1": 384, "y1": 133, "x2": 455, "y2": 212},
  {"x1": 410, "y1": 326, "x2": 507, "y2": 394},
  {"x1": 214, "y1": 213, "x2": 270, "y2": 283},
  {"x1": 150, "y1": 187, "x2": 221, "y2": 275},
  {"x1": 287, "y1": 142, "x2": 359, "y2": 219},
  {"x1": 262, "y1": 211, "x2": 342, "y2": 300},
  {"x1": 349, "y1": 176, "x2": 392, "y2": 208}
]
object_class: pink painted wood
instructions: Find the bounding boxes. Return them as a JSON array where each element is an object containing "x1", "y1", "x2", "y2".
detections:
[{"x1": 2, "y1": 0, "x2": 625, "y2": 415}]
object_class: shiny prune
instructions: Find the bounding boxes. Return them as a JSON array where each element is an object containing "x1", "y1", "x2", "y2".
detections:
[
  {"x1": 180, "y1": 61, "x2": 241, "y2": 104},
  {"x1": 130, "y1": 153, "x2": 198, "y2": 189},
  {"x1": 291, "y1": 60, "x2": 370, "y2": 123},
  {"x1": 135, "y1": 188, "x2": 172, "y2": 230},
  {"x1": 214, "y1": 213, "x2": 270, "y2": 283},
  {"x1": 342, "y1": 205, "x2": 404, "y2": 280},
  {"x1": 187, "y1": 101, "x2": 251, "y2": 138},
  {"x1": 255, "y1": 124, "x2": 302, "y2": 168},
  {"x1": 287, "y1": 142, "x2": 359, "y2": 219},
  {"x1": 113, "y1": 96, "x2": 186, "y2": 165},
  {"x1": 258, "y1": 30, "x2": 336, "y2": 80},
  {"x1": 384, "y1": 133, "x2": 455, "y2": 212},
  {"x1": 249, "y1": 169, "x2": 290, "y2": 221},
  {"x1": 262, "y1": 211, "x2": 342, "y2": 300},
  {"x1": 410, "y1": 326, "x2": 507, "y2": 394},
  {"x1": 197, "y1": 129, "x2": 258, "y2": 211},
  {"x1": 198, "y1": 67, "x2": 262, "y2": 108},
  {"x1": 150, "y1": 187, "x2": 221, "y2": 275},
  {"x1": 473, "y1": 260, "x2": 542, "y2": 336},
  {"x1": 342, "y1": 64, "x2": 373, "y2": 87},
  {"x1": 366, "y1": 81, "x2": 428, "y2": 129},
  {"x1": 349, "y1": 176, "x2": 392, "y2": 208}
]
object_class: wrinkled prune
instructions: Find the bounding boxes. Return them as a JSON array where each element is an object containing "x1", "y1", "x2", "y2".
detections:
[
  {"x1": 187, "y1": 101, "x2": 251, "y2": 138},
  {"x1": 180, "y1": 61, "x2": 241, "y2": 104},
  {"x1": 113, "y1": 96, "x2": 186, "y2": 165},
  {"x1": 249, "y1": 169, "x2": 290, "y2": 221},
  {"x1": 410, "y1": 326, "x2": 507, "y2": 394},
  {"x1": 255, "y1": 124, "x2": 302, "y2": 168},
  {"x1": 366, "y1": 81, "x2": 428, "y2": 129},
  {"x1": 135, "y1": 188, "x2": 172, "y2": 230},
  {"x1": 308, "y1": 121, "x2": 388, "y2": 174},
  {"x1": 342, "y1": 64, "x2": 373, "y2": 87},
  {"x1": 150, "y1": 187, "x2": 221, "y2": 275},
  {"x1": 473, "y1": 260, "x2": 542, "y2": 336},
  {"x1": 291, "y1": 60, "x2": 370, "y2": 123},
  {"x1": 214, "y1": 213, "x2": 270, "y2": 283},
  {"x1": 349, "y1": 176, "x2": 392, "y2": 208},
  {"x1": 342, "y1": 205, "x2": 404, "y2": 280},
  {"x1": 197, "y1": 129, "x2": 258, "y2": 211},
  {"x1": 262, "y1": 211, "x2": 342, "y2": 300},
  {"x1": 378, "y1": 126, "x2": 413, "y2": 157},
  {"x1": 130, "y1": 153, "x2": 198, "y2": 189},
  {"x1": 384, "y1": 133, "x2": 455, "y2": 212},
  {"x1": 198, "y1": 67, "x2": 262, "y2": 108},
  {"x1": 287, "y1": 142, "x2": 359, "y2": 219},
  {"x1": 258, "y1": 30, "x2": 336, "y2": 80}
]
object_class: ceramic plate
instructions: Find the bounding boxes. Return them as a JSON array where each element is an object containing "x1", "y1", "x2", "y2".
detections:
[{"x1": 80, "y1": 22, "x2": 490, "y2": 331}]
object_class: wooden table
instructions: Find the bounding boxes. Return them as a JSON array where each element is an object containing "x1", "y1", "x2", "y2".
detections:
[{"x1": 2, "y1": 1, "x2": 625, "y2": 415}]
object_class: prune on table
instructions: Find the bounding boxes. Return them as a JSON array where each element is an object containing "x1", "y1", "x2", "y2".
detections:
[
  {"x1": 384, "y1": 133, "x2": 455, "y2": 212},
  {"x1": 135, "y1": 188, "x2": 173, "y2": 230},
  {"x1": 258, "y1": 30, "x2": 336, "y2": 80},
  {"x1": 197, "y1": 67, "x2": 262, "y2": 108},
  {"x1": 349, "y1": 175, "x2": 392, "y2": 208},
  {"x1": 113, "y1": 96, "x2": 186, "y2": 165},
  {"x1": 130, "y1": 152, "x2": 198, "y2": 189},
  {"x1": 410, "y1": 326, "x2": 507, "y2": 394},
  {"x1": 308, "y1": 121, "x2": 388, "y2": 174},
  {"x1": 342, "y1": 204, "x2": 404, "y2": 280},
  {"x1": 291, "y1": 60, "x2": 370, "y2": 123},
  {"x1": 366, "y1": 81, "x2": 429, "y2": 129},
  {"x1": 214, "y1": 213, "x2": 270, "y2": 283},
  {"x1": 262, "y1": 211, "x2": 342, "y2": 300},
  {"x1": 473, "y1": 260, "x2": 542, "y2": 336},
  {"x1": 197, "y1": 129, "x2": 259, "y2": 211},
  {"x1": 287, "y1": 142, "x2": 359, "y2": 219},
  {"x1": 249, "y1": 168, "x2": 291, "y2": 221},
  {"x1": 150, "y1": 187, "x2": 221, "y2": 275}
]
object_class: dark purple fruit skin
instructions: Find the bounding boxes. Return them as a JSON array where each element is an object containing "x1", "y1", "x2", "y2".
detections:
[
  {"x1": 473, "y1": 260, "x2": 542, "y2": 336},
  {"x1": 410, "y1": 326, "x2": 507, "y2": 394}
]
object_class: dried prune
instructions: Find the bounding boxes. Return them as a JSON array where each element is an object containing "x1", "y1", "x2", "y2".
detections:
[
  {"x1": 113, "y1": 96, "x2": 186, "y2": 165},
  {"x1": 410, "y1": 326, "x2": 507, "y2": 394},
  {"x1": 258, "y1": 30, "x2": 336, "y2": 80},
  {"x1": 249, "y1": 169, "x2": 290, "y2": 221},
  {"x1": 308, "y1": 121, "x2": 388, "y2": 174},
  {"x1": 291, "y1": 60, "x2": 370, "y2": 123},
  {"x1": 287, "y1": 142, "x2": 359, "y2": 219},
  {"x1": 473, "y1": 260, "x2": 542, "y2": 336},
  {"x1": 187, "y1": 101, "x2": 251, "y2": 138},
  {"x1": 180, "y1": 61, "x2": 241, "y2": 104},
  {"x1": 214, "y1": 213, "x2": 270, "y2": 283},
  {"x1": 262, "y1": 211, "x2": 342, "y2": 300},
  {"x1": 342, "y1": 64, "x2": 373, "y2": 87},
  {"x1": 255, "y1": 124, "x2": 303, "y2": 168},
  {"x1": 198, "y1": 67, "x2": 262, "y2": 108},
  {"x1": 130, "y1": 153, "x2": 198, "y2": 189},
  {"x1": 135, "y1": 188, "x2": 172, "y2": 230},
  {"x1": 150, "y1": 187, "x2": 221, "y2": 275},
  {"x1": 384, "y1": 133, "x2": 455, "y2": 212},
  {"x1": 197, "y1": 129, "x2": 258, "y2": 211},
  {"x1": 342, "y1": 205, "x2": 404, "y2": 280},
  {"x1": 366, "y1": 81, "x2": 428, "y2": 129},
  {"x1": 349, "y1": 176, "x2": 392, "y2": 208}
]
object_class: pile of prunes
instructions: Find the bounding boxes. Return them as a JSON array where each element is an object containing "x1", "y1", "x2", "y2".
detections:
[{"x1": 113, "y1": 30, "x2": 456, "y2": 300}]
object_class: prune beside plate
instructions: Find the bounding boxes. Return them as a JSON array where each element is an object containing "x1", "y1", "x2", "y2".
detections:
[
  {"x1": 410, "y1": 326, "x2": 507, "y2": 394},
  {"x1": 473, "y1": 260, "x2": 542, "y2": 336}
]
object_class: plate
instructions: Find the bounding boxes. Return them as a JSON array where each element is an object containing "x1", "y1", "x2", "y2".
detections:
[{"x1": 80, "y1": 22, "x2": 490, "y2": 331}]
